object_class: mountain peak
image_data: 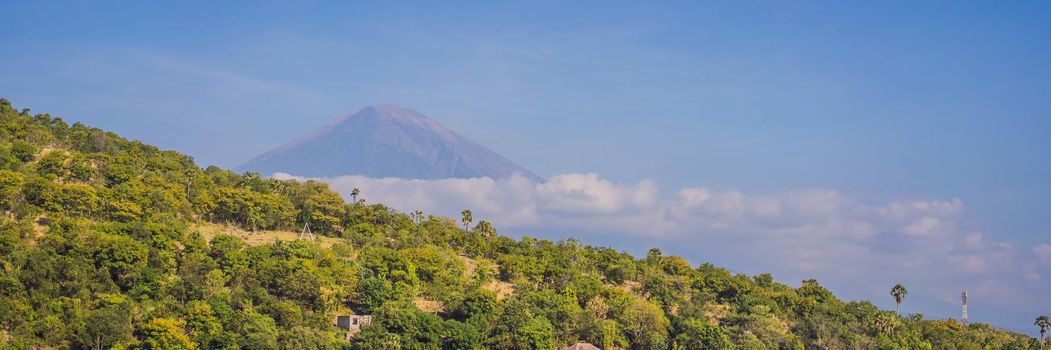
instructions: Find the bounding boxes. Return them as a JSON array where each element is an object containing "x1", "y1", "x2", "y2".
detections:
[
  {"x1": 371, "y1": 103, "x2": 419, "y2": 114},
  {"x1": 357, "y1": 104, "x2": 424, "y2": 120},
  {"x1": 351, "y1": 104, "x2": 444, "y2": 131},
  {"x1": 236, "y1": 106, "x2": 541, "y2": 181}
]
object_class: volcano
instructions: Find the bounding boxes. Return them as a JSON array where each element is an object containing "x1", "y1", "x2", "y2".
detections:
[{"x1": 236, "y1": 105, "x2": 541, "y2": 181}]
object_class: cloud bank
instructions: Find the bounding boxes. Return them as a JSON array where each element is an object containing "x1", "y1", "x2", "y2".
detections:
[{"x1": 275, "y1": 172, "x2": 1049, "y2": 332}]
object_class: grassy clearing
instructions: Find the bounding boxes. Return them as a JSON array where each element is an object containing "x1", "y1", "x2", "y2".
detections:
[{"x1": 192, "y1": 222, "x2": 345, "y2": 248}]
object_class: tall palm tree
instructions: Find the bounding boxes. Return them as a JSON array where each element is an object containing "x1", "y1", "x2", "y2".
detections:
[
  {"x1": 890, "y1": 284, "x2": 907, "y2": 314},
  {"x1": 1036, "y1": 315, "x2": 1050, "y2": 345},
  {"x1": 351, "y1": 188, "x2": 360, "y2": 202},
  {"x1": 461, "y1": 209, "x2": 473, "y2": 232}
]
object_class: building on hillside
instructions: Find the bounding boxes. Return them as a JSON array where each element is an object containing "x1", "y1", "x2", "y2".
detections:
[
  {"x1": 335, "y1": 314, "x2": 373, "y2": 340},
  {"x1": 566, "y1": 342, "x2": 601, "y2": 350}
]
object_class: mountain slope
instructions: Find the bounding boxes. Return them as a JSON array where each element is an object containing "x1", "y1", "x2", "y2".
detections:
[
  {"x1": 0, "y1": 98, "x2": 1038, "y2": 349},
  {"x1": 237, "y1": 105, "x2": 541, "y2": 181}
]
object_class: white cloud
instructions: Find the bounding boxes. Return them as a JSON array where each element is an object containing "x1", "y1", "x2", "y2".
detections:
[
  {"x1": 1035, "y1": 244, "x2": 1051, "y2": 266},
  {"x1": 903, "y1": 217, "x2": 943, "y2": 236},
  {"x1": 536, "y1": 173, "x2": 659, "y2": 214},
  {"x1": 273, "y1": 172, "x2": 1051, "y2": 326},
  {"x1": 964, "y1": 233, "x2": 984, "y2": 248}
]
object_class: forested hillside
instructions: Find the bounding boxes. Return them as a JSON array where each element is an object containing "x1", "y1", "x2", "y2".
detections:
[{"x1": 0, "y1": 98, "x2": 1039, "y2": 349}]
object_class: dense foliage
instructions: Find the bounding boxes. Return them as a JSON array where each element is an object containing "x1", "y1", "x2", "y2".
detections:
[{"x1": 0, "y1": 98, "x2": 1040, "y2": 349}]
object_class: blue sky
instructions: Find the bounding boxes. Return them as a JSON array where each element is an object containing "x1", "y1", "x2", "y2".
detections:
[{"x1": 3, "y1": 1, "x2": 1051, "y2": 333}]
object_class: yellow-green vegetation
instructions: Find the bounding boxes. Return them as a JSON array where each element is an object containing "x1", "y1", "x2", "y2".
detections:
[{"x1": 0, "y1": 98, "x2": 1040, "y2": 349}]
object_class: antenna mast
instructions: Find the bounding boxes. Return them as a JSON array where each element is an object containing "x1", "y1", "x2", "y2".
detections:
[{"x1": 961, "y1": 290, "x2": 968, "y2": 326}]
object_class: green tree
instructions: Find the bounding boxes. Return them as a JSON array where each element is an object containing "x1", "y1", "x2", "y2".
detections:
[
  {"x1": 0, "y1": 170, "x2": 25, "y2": 212},
  {"x1": 95, "y1": 234, "x2": 149, "y2": 287},
  {"x1": 240, "y1": 311, "x2": 280, "y2": 350},
  {"x1": 138, "y1": 318, "x2": 197, "y2": 350},
  {"x1": 520, "y1": 316, "x2": 556, "y2": 350},
  {"x1": 442, "y1": 319, "x2": 483, "y2": 350},
  {"x1": 461, "y1": 209, "x2": 473, "y2": 232},
  {"x1": 891, "y1": 284, "x2": 907, "y2": 314},
  {"x1": 619, "y1": 297, "x2": 670, "y2": 350},
  {"x1": 358, "y1": 277, "x2": 401, "y2": 314},
  {"x1": 35, "y1": 150, "x2": 68, "y2": 178},
  {"x1": 1037, "y1": 315, "x2": 1050, "y2": 346},
  {"x1": 452, "y1": 289, "x2": 498, "y2": 320},
  {"x1": 489, "y1": 302, "x2": 555, "y2": 349},
  {"x1": 474, "y1": 220, "x2": 496, "y2": 237},
  {"x1": 298, "y1": 181, "x2": 346, "y2": 234},
  {"x1": 186, "y1": 301, "x2": 223, "y2": 349},
  {"x1": 674, "y1": 318, "x2": 731, "y2": 350},
  {"x1": 601, "y1": 320, "x2": 621, "y2": 350},
  {"x1": 352, "y1": 327, "x2": 402, "y2": 350},
  {"x1": 279, "y1": 326, "x2": 339, "y2": 350},
  {"x1": 10, "y1": 141, "x2": 37, "y2": 162},
  {"x1": 77, "y1": 304, "x2": 132, "y2": 350}
]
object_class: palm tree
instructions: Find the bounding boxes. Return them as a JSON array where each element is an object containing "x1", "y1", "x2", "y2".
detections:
[
  {"x1": 1036, "y1": 315, "x2": 1050, "y2": 345},
  {"x1": 475, "y1": 220, "x2": 495, "y2": 237},
  {"x1": 350, "y1": 188, "x2": 360, "y2": 202},
  {"x1": 411, "y1": 210, "x2": 424, "y2": 224},
  {"x1": 890, "y1": 284, "x2": 907, "y2": 314},
  {"x1": 461, "y1": 209, "x2": 473, "y2": 232}
]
